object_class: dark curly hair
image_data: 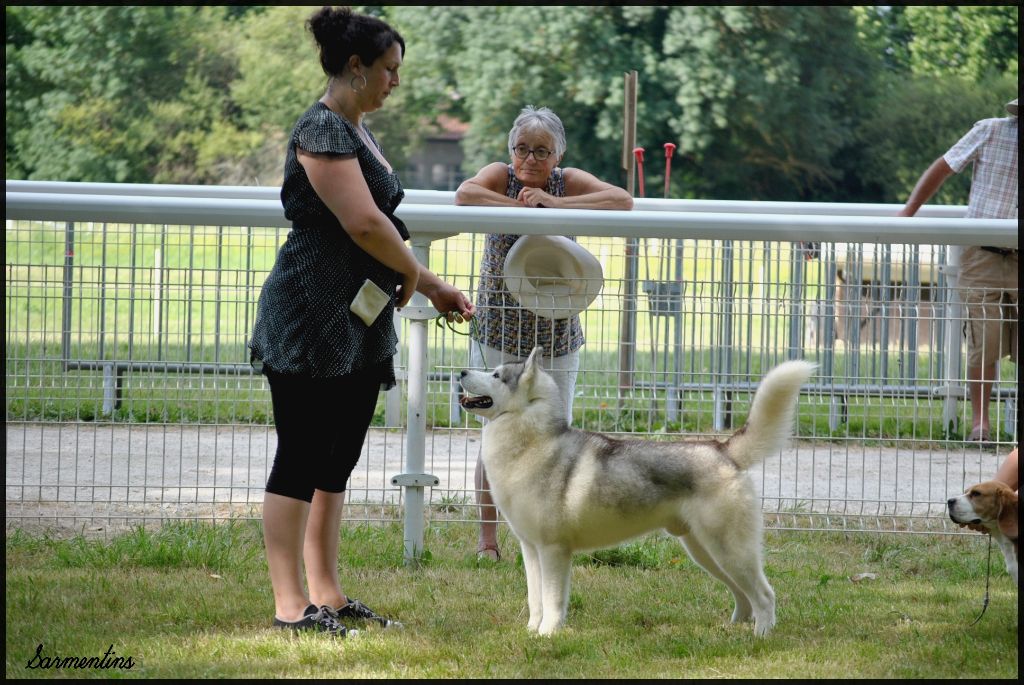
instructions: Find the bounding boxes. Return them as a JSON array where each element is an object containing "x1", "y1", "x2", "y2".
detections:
[{"x1": 307, "y1": 6, "x2": 405, "y2": 76}]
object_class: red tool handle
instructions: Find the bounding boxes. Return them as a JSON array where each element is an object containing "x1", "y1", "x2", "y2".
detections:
[
  {"x1": 663, "y1": 143, "x2": 676, "y2": 199},
  {"x1": 633, "y1": 147, "x2": 645, "y2": 198}
]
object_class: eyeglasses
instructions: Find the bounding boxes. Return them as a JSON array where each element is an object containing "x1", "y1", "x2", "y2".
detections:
[{"x1": 512, "y1": 144, "x2": 553, "y2": 161}]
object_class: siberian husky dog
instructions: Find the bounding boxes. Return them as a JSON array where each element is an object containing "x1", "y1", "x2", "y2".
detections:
[{"x1": 459, "y1": 347, "x2": 815, "y2": 637}]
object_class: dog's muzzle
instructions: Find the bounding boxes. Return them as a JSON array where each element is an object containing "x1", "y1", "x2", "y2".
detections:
[
  {"x1": 458, "y1": 370, "x2": 493, "y2": 409},
  {"x1": 946, "y1": 497, "x2": 981, "y2": 525}
]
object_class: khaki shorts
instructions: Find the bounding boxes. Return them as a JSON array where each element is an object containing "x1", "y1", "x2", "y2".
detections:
[{"x1": 957, "y1": 247, "x2": 1019, "y2": 368}]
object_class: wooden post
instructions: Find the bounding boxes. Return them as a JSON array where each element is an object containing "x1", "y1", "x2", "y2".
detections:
[
  {"x1": 618, "y1": 70, "x2": 639, "y2": 400},
  {"x1": 622, "y1": 71, "x2": 637, "y2": 195}
]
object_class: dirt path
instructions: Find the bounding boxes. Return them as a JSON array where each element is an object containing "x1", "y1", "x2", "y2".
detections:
[{"x1": 6, "y1": 422, "x2": 1002, "y2": 535}]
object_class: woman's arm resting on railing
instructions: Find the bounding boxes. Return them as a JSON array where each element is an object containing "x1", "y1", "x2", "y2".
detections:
[
  {"x1": 518, "y1": 168, "x2": 634, "y2": 210},
  {"x1": 454, "y1": 162, "x2": 521, "y2": 207}
]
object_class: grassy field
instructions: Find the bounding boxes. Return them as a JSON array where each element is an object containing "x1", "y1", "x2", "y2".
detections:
[{"x1": 5, "y1": 521, "x2": 1018, "y2": 679}]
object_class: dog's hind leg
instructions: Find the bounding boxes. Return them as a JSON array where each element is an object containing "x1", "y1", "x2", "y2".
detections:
[
  {"x1": 520, "y1": 540, "x2": 544, "y2": 632},
  {"x1": 676, "y1": 533, "x2": 754, "y2": 624},
  {"x1": 694, "y1": 531, "x2": 776, "y2": 637},
  {"x1": 536, "y1": 545, "x2": 573, "y2": 636},
  {"x1": 677, "y1": 479, "x2": 778, "y2": 636}
]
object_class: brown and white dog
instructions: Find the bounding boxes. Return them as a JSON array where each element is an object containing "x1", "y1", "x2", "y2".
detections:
[{"x1": 947, "y1": 481, "x2": 1019, "y2": 584}]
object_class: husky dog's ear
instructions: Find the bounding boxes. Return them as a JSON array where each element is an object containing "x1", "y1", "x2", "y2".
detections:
[{"x1": 522, "y1": 346, "x2": 543, "y2": 383}]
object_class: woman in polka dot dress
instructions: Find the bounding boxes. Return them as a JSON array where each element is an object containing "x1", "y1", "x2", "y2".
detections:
[{"x1": 249, "y1": 6, "x2": 474, "y2": 636}]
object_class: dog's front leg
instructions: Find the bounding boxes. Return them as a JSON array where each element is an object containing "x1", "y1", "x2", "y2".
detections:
[
  {"x1": 537, "y1": 545, "x2": 572, "y2": 636},
  {"x1": 995, "y1": 537, "x2": 1018, "y2": 584},
  {"x1": 520, "y1": 540, "x2": 544, "y2": 632}
]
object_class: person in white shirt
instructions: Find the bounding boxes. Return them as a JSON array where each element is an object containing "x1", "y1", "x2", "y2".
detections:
[{"x1": 899, "y1": 97, "x2": 1018, "y2": 443}]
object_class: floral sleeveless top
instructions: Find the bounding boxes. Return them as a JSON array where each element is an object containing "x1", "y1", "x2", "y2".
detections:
[{"x1": 471, "y1": 165, "x2": 585, "y2": 358}]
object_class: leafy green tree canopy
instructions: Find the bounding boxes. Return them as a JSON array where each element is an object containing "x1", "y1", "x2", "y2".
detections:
[{"x1": 5, "y1": 4, "x2": 1018, "y2": 204}]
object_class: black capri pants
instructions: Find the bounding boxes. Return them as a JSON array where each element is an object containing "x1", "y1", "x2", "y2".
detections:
[{"x1": 264, "y1": 364, "x2": 383, "y2": 503}]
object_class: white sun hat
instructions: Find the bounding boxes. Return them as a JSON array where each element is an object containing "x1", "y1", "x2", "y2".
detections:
[{"x1": 502, "y1": 234, "x2": 604, "y2": 319}]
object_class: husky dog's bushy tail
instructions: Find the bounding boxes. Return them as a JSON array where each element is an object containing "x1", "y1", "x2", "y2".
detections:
[{"x1": 725, "y1": 360, "x2": 816, "y2": 470}]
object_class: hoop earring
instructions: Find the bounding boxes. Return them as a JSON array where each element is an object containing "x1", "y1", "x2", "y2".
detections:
[{"x1": 350, "y1": 73, "x2": 367, "y2": 93}]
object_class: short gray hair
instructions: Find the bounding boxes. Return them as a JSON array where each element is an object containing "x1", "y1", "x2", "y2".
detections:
[{"x1": 507, "y1": 105, "x2": 566, "y2": 160}]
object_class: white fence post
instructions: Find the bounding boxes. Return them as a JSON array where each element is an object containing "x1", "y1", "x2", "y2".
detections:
[
  {"x1": 393, "y1": 237, "x2": 439, "y2": 566},
  {"x1": 939, "y1": 245, "x2": 964, "y2": 435}
]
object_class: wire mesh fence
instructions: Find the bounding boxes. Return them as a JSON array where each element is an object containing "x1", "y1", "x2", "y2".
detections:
[{"x1": 5, "y1": 218, "x2": 1017, "y2": 536}]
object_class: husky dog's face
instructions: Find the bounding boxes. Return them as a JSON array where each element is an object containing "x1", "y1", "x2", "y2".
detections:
[{"x1": 459, "y1": 347, "x2": 545, "y2": 419}]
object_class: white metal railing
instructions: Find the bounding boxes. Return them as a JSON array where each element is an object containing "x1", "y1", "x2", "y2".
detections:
[
  {"x1": 5, "y1": 181, "x2": 1018, "y2": 555},
  {"x1": 5, "y1": 179, "x2": 971, "y2": 216},
  {"x1": 7, "y1": 184, "x2": 1011, "y2": 246}
]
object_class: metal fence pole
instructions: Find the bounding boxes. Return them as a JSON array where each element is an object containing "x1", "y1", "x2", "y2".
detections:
[
  {"x1": 156, "y1": 226, "x2": 167, "y2": 361},
  {"x1": 99, "y1": 223, "x2": 109, "y2": 362},
  {"x1": 128, "y1": 223, "x2": 138, "y2": 364},
  {"x1": 904, "y1": 245, "x2": 922, "y2": 382},
  {"x1": 666, "y1": 237, "x2": 685, "y2": 423},
  {"x1": 61, "y1": 222, "x2": 75, "y2": 369},
  {"x1": 215, "y1": 225, "x2": 224, "y2": 364},
  {"x1": 940, "y1": 246, "x2": 964, "y2": 435},
  {"x1": 877, "y1": 244, "x2": 893, "y2": 381},
  {"x1": 186, "y1": 225, "x2": 196, "y2": 363},
  {"x1": 394, "y1": 237, "x2": 440, "y2": 566},
  {"x1": 788, "y1": 244, "x2": 806, "y2": 361},
  {"x1": 713, "y1": 240, "x2": 735, "y2": 430},
  {"x1": 823, "y1": 243, "x2": 840, "y2": 430}
]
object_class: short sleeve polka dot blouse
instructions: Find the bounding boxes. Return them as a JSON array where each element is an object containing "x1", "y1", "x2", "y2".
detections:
[{"x1": 248, "y1": 102, "x2": 408, "y2": 386}]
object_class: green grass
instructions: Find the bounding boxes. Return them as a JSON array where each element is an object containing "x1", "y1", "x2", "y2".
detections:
[{"x1": 5, "y1": 521, "x2": 1018, "y2": 679}]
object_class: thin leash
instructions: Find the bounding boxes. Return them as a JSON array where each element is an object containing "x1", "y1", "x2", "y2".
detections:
[
  {"x1": 968, "y1": 534, "x2": 993, "y2": 626},
  {"x1": 435, "y1": 312, "x2": 489, "y2": 370}
]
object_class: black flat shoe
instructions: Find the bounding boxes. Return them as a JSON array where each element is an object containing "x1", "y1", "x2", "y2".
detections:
[
  {"x1": 333, "y1": 599, "x2": 402, "y2": 629},
  {"x1": 273, "y1": 604, "x2": 355, "y2": 637}
]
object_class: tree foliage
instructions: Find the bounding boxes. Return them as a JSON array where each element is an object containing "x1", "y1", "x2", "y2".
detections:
[
  {"x1": 8, "y1": 6, "x2": 194, "y2": 181},
  {"x1": 651, "y1": 6, "x2": 876, "y2": 200},
  {"x1": 851, "y1": 5, "x2": 1018, "y2": 203},
  {"x1": 856, "y1": 73, "x2": 1016, "y2": 204},
  {"x1": 393, "y1": 6, "x2": 629, "y2": 181},
  {"x1": 853, "y1": 5, "x2": 1019, "y2": 80},
  {"x1": 5, "y1": 4, "x2": 1019, "y2": 204},
  {"x1": 903, "y1": 5, "x2": 1018, "y2": 80}
]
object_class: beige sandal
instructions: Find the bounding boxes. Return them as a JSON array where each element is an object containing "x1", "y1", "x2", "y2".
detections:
[
  {"x1": 966, "y1": 426, "x2": 991, "y2": 442},
  {"x1": 476, "y1": 544, "x2": 501, "y2": 562}
]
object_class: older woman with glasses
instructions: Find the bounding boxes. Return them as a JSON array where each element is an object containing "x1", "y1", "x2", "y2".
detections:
[{"x1": 455, "y1": 105, "x2": 633, "y2": 561}]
